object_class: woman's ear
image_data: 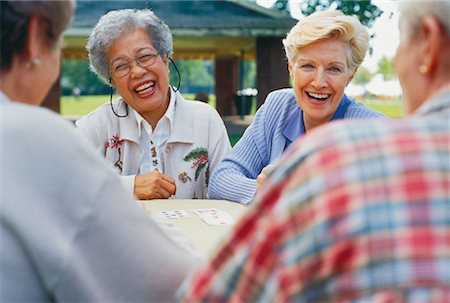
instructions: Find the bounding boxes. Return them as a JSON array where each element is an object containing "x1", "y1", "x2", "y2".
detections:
[
  {"x1": 347, "y1": 69, "x2": 356, "y2": 86},
  {"x1": 24, "y1": 15, "x2": 44, "y2": 65},
  {"x1": 288, "y1": 61, "x2": 294, "y2": 79},
  {"x1": 419, "y1": 15, "x2": 441, "y2": 75},
  {"x1": 164, "y1": 56, "x2": 170, "y2": 68}
]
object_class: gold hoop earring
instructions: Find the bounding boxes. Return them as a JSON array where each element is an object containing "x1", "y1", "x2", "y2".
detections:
[
  {"x1": 419, "y1": 64, "x2": 428, "y2": 74},
  {"x1": 26, "y1": 58, "x2": 41, "y2": 69}
]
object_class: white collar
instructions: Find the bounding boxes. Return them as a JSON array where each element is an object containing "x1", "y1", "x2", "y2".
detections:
[{"x1": 132, "y1": 88, "x2": 176, "y2": 137}]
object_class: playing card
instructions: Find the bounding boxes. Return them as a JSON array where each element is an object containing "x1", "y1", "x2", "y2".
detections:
[
  {"x1": 158, "y1": 209, "x2": 190, "y2": 219},
  {"x1": 191, "y1": 208, "x2": 235, "y2": 225}
]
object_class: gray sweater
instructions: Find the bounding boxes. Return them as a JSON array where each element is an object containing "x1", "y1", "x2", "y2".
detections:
[{"x1": 0, "y1": 93, "x2": 199, "y2": 302}]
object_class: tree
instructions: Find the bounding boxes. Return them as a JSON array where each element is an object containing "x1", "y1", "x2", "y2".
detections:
[
  {"x1": 353, "y1": 66, "x2": 373, "y2": 84},
  {"x1": 268, "y1": 0, "x2": 383, "y2": 55},
  {"x1": 301, "y1": 0, "x2": 382, "y2": 28},
  {"x1": 376, "y1": 55, "x2": 396, "y2": 80},
  {"x1": 270, "y1": 0, "x2": 382, "y2": 28},
  {"x1": 171, "y1": 60, "x2": 214, "y2": 93},
  {"x1": 271, "y1": 0, "x2": 290, "y2": 15},
  {"x1": 61, "y1": 59, "x2": 109, "y2": 95}
]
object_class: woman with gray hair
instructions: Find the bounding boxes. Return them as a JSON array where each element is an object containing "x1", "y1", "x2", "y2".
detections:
[
  {"x1": 209, "y1": 10, "x2": 385, "y2": 205},
  {"x1": 76, "y1": 8, "x2": 231, "y2": 200}
]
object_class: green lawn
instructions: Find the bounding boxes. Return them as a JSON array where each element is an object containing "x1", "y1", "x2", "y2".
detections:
[
  {"x1": 61, "y1": 95, "x2": 403, "y2": 146},
  {"x1": 61, "y1": 95, "x2": 403, "y2": 118},
  {"x1": 61, "y1": 94, "x2": 218, "y2": 116},
  {"x1": 61, "y1": 95, "x2": 110, "y2": 116},
  {"x1": 360, "y1": 99, "x2": 404, "y2": 118}
]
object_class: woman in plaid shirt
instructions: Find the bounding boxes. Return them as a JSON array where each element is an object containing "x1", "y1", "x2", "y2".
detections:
[{"x1": 182, "y1": 2, "x2": 450, "y2": 302}]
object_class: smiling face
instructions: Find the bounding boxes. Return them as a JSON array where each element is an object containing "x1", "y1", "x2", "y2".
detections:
[
  {"x1": 108, "y1": 28, "x2": 170, "y2": 124},
  {"x1": 288, "y1": 39, "x2": 355, "y2": 130}
]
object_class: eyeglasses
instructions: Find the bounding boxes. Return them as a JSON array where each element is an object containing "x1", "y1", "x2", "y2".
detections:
[{"x1": 110, "y1": 48, "x2": 159, "y2": 78}]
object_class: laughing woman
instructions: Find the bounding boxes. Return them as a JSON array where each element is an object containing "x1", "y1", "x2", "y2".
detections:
[
  {"x1": 76, "y1": 9, "x2": 231, "y2": 200},
  {"x1": 209, "y1": 10, "x2": 386, "y2": 204}
]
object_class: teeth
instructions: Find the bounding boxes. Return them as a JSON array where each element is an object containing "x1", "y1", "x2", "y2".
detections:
[
  {"x1": 308, "y1": 92, "x2": 330, "y2": 99},
  {"x1": 135, "y1": 82, "x2": 154, "y2": 92}
]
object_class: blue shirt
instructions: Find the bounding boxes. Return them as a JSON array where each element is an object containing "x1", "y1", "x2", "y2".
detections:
[{"x1": 209, "y1": 88, "x2": 386, "y2": 204}]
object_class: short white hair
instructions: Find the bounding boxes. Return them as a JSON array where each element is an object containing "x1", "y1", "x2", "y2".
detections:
[
  {"x1": 87, "y1": 9, "x2": 173, "y2": 84},
  {"x1": 398, "y1": 0, "x2": 450, "y2": 42}
]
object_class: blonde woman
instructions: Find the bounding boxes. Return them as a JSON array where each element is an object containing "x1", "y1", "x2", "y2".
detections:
[{"x1": 210, "y1": 10, "x2": 385, "y2": 204}]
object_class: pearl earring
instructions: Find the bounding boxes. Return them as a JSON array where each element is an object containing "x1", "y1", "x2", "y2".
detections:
[
  {"x1": 26, "y1": 58, "x2": 41, "y2": 69},
  {"x1": 419, "y1": 64, "x2": 428, "y2": 74}
]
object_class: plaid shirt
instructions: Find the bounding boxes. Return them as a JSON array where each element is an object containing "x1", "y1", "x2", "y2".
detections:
[{"x1": 182, "y1": 86, "x2": 450, "y2": 302}]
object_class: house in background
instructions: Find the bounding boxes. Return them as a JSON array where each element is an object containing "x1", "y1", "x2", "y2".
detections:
[{"x1": 44, "y1": 0, "x2": 297, "y2": 116}]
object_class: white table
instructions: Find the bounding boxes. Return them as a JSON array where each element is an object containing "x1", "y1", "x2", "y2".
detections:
[{"x1": 142, "y1": 199, "x2": 247, "y2": 258}]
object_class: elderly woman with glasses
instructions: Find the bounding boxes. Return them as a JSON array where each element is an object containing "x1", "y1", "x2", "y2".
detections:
[{"x1": 76, "y1": 8, "x2": 231, "y2": 200}]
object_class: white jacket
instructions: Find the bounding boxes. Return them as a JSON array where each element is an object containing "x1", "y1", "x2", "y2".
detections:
[{"x1": 76, "y1": 90, "x2": 231, "y2": 199}]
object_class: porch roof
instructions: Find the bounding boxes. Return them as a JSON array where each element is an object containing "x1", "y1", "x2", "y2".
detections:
[{"x1": 63, "y1": 0, "x2": 297, "y2": 60}]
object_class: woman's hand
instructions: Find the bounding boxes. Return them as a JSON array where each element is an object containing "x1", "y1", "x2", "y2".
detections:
[
  {"x1": 256, "y1": 164, "x2": 275, "y2": 193},
  {"x1": 134, "y1": 171, "x2": 176, "y2": 200}
]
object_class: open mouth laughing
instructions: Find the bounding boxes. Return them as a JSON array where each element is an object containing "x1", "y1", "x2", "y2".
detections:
[
  {"x1": 134, "y1": 81, "x2": 155, "y2": 96},
  {"x1": 306, "y1": 92, "x2": 331, "y2": 103}
]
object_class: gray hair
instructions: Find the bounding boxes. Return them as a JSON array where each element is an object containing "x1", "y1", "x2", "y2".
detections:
[
  {"x1": 87, "y1": 8, "x2": 173, "y2": 84},
  {"x1": 398, "y1": 0, "x2": 450, "y2": 42},
  {"x1": 1, "y1": 0, "x2": 75, "y2": 71},
  {"x1": 282, "y1": 10, "x2": 369, "y2": 74}
]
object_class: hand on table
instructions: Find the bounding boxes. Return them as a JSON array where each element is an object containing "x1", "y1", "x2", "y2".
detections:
[
  {"x1": 134, "y1": 171, "x2": 176, "y2": 200},
  {"x1": 256, "y1": 164, "x2": 275, "y2": 193}
]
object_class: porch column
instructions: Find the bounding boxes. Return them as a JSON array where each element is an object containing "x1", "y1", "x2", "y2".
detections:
[
  {"x1": 215, "y1": 55, "x2": 239, "y2": 116},
  {"x1": 256, "y1": 37, "x2": 290, "y2": 109}
]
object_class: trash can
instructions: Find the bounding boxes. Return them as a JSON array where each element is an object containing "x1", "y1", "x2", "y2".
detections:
[
  {"x1": 234, "y1": 95, "x2": 252, "y2": 116},
  {"x1": 234, "y1": 88, "x2": 257, "y2": 117}
]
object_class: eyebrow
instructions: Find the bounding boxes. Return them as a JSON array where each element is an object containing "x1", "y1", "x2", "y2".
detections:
[
  {"x1": 110, "y1": 47, "x2": 157, "y2": 64},
  {"x1": 296, "y1": 59, "x2": 346, "y2": 67},
  {"x1": 110, "y1": 57, "x2": 128, "y2": 66},
  {"x1": 136, "y1": 46, "x2": 156, "y2": 53}
]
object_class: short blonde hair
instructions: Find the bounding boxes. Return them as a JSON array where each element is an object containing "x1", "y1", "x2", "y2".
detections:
[{"x1": 282, "y1": 10, "x2": 369, "y2": 74}]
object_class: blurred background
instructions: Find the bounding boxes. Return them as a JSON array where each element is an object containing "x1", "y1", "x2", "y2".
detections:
[{"x1": 54, "y1": 0, "x2": 401, "y2": 145}]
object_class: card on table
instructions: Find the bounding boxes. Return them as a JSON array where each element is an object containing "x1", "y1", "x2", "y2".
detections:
[
  {"x1": 191, "y1": 208, "x2": 235, "y2": 225},
  {"x1": 158, "y1": 209, "x2": 190, "y2": 219}
]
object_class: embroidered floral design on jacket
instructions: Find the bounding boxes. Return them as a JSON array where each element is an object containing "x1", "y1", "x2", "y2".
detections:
[
  {"x1": 179, "y1": 172, "x2": 192, "y2": 183},
  {"x1": 183, "y1": 147, "x2": 209, "y2": 186},
  {"x1": 105, "y1": 134, "x2": 123, "y2": 172}
]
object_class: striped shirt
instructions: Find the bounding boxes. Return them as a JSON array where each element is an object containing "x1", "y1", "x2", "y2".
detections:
[
  {"x1": 209, "y1": 88, "x2": 386, "y2": 204},
  {"x1": 182, "y1": 86, "x2": 450, "y2": 302}
]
